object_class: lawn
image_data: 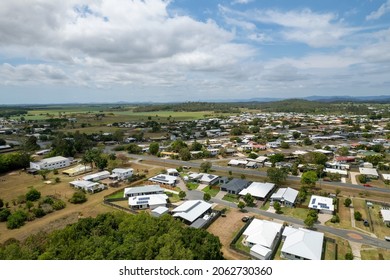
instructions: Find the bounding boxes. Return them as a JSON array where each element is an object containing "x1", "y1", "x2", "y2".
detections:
[
  {"x1": 325, "y1": 197, "x2": 352, "y2": 229},
  {"x1": 360, "y1": 247, "x2": 390, "y2": 260},
  {"x1": 324, "y1": 233, "x2": 351, "y2": 260},
  {"x1": 260, "y1": 201, "x2": 270, "y2": 211},
  {"x1": 186, "y1": 182, "x2": 199, "y2": 190},
  {"x1": 222, "y1": 194, "x2": 240, "y2": 203},
  {"x1": 202, "y1": 186, "x2": 220, "y2": 197},
  {"x1": 234, "y1": 235, "x2": 250, "y2": 254},
  {"x1": 105, "y1": 190, "x2": 124, "y2": 199},
  {"x1": 352, "y1": 198, "x2": 371, "y2": 232},
  {"x1": 280, "y1": 206, "x2": 309, "y2": 221},
  {"x1": 167, "y1": 193, "x2": 181, "y2": 203}
]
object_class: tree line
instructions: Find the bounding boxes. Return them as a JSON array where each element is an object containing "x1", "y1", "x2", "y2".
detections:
[{"x1": 0, "y1": 212, "x2": 224, "y2": 260}]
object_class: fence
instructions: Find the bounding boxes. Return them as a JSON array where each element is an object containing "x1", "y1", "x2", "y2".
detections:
[
  {"x1": 102, "y1": 199, "x2": 138, "y2": 214},
  {"x1": 229, "y1": 216, "x2": 254, "y2": 258}
]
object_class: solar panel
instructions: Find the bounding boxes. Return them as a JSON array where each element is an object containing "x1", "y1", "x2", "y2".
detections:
[
  {"x1": 312, "y1": 198, "x2": 316, "y2": 204},
  {"x1": 139, "y1": 197, "x2": 150, "y2": 201}
]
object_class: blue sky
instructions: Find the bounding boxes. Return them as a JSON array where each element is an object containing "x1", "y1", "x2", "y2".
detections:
[{"x1": 0, "y1": 0, "x2": 389, "y2": 104}]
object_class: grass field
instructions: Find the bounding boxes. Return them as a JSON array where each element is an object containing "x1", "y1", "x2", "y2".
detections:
[
  {"x1": 325, "y1": 197, "x2": 352, "y2": 229},
  {"x1": 360, "y1": 246, "x2": 390, "y2": 260},
  {"x1": 222, "y1": 194, "x2": 240, "y2": 203},
  {"x1": 367, "y1": 203, "x2": 390, "y2": 238},
  {"x1": 186, "y1": 182, "x2": 199, "y2": 190}
]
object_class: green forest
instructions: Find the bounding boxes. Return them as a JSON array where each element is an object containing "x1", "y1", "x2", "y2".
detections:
[{"x1": 0, "y1": 212, "x2": 224, "y2": 260}]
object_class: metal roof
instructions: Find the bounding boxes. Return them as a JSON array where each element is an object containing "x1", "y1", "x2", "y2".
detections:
[
  {"x1": 239, "y1": 182, "x2": 275, "y2": 199},
  {"x1": 243, "y1": 219, "x2": 282, "y2": 248},
  {"x1": 124, "y1": 185, "x2": 163, "y2": 195},
  {"x1": 172, "y1": 200, "x2": 212, "y2": 223},
  {"x1": 281, "y1": 227, "x2": 324, "y2": 260}
]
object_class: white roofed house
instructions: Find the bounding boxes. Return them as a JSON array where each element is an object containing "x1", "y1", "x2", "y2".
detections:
[
  {"x1": 110, "y1": 168, "x2": 133, "y2": 180},
  {"x1": 172, "y1": 200, "x2": 212, "y2": 225},
  {"x1": 82, "y1": 171, "x2": 111, "y2": 182},
  {"x1": 239, "y1": 182, "x2": 276, "y2": 202},
  {"x1": 242, "y1": 219, "x2": 283, "y2": 260},
  {"x1": 359, "y1": 167, "x2": 379, "y2": 179},
  {"x1": 148, "y1": 174, "x2": 178, "y2": 186},
  {"x1": 70, "y1": 180, "x2": 106, "y2": 193},
  {"x1": 281, "y1": 227, "x2": 324, "y2": 260},
  {"x1": 380, "y1": 209, "x2": 390, "y2": 226},
  {"x1": 270, "y1": 187, "x2": 299, "y2": 207},
  {"x1": 166, "y1": 168, "x2": 179, "y2": 176},
  {"x1": 30, "y1": 156, "x2": 71, "y2": 170},
  {"x1": 308, "y1": 195, "x2": 334, "y2": 214},
  {"x1": 124, "y1": 185, "x2": 168, "y2": 210}
]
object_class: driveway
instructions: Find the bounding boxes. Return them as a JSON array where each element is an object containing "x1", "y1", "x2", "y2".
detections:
[
  {"x1": 350, "y1": 171, "x2": 360, "y2": 185},
  {"x1": 215, "y1": 190, "x2": 227, "y2": 200}
]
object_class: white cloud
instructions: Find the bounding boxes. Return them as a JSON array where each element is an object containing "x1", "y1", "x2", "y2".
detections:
[
  {"x1": 366, "y1": 0, "x2": 390, "y2": 20},
  {"x1": 231, "y1": 0, "x2": 254, "y2": 5}
]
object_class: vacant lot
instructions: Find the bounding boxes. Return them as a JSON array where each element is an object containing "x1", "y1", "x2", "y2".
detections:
[
  {"x1": 325, "y1": 197, "x2": 352, "y2": 229},
  {"x1": 360, "y1": 245, "x2": 390, "y2": 260},
  {"x1": 367, "y1": 203, "x2": 390, "y2": 239}
]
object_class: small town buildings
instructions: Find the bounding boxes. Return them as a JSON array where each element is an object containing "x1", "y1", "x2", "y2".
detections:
[
  {"x1": 239, "y1": 182, "x2": 276, "y2": 201},
  {"x1": 281, "y1": 227, "x2": 324, "y2": 260},
  {"x1": 123, "y1": 185, "x2": 164, "y2": 198},
  {"x1": 172, "y1": 200, "x2": 212, "y2": 224},
  {"x1": 29, "y1": 156, "x2": 71, "y2": 170},
  {"x1": 148, "y1": 174, "x2": 178, "y2": 186},
  {"x1": 110, "y1": 168, "x2": 133, "y2": 180},
  {"x1": 242, "y1": 219, "x2": 283, "y2": 260},
  {"x1": 228, "y1": 159, "x2": 248, "y2": 167},
  {"x1": 270, "y1": 187, "x2": 299, "y2": 207},
  {"x1": 82, "y1": 171, "x2": 111, "y2": 182},
  {"x1": 324, "y1": 168, "x2": 348, "y2": 177},
  {"x1": 308, "y1": 195, "x2": 334, "y2": 214},
  {"x1": 220, "y1": 178, "x2": 251, "y2": 195},
  {"x1": 69, "y1": 180, "x2": 106, "y2": 193},
  {"x1": 62, "y1": 164, "x2": 92, "y2": 176},
  {"x1": 359, "y1": 167, "x2": 379, "y2": 179}
]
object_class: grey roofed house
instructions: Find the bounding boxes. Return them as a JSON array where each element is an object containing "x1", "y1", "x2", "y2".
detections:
[
  {"x1": 172, "y1": 200, "x2": 212, "y2": 223},
  {"x1": 220, "y1": 178, "x2": 251, "y2": 194},
  {"x1": 123, "y1": 185, "x2": 164, "y2": 197},
  {"x1": 270, "y1": 187, "x2": 299, "y2": 207}
]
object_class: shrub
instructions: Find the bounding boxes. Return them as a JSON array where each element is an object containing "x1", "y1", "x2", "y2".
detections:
[
  {"x1": 53, "y1": 169, "x2": 59, "y2": 175},
  {"x1": 345, "y1": 252, "x2": 354, "y2": 260},
  {"x1": 0, "y1": 198, "x2": 3, "y2": 208},
  {"x1": 26, "y1": 188, "x2": 41, "y2": 202},
  {"x1": 41, "y1": 196, "x2": 54, "y2": 205},
  {"x1": 52, "y1": 200, "x2": 66, "y2": 211},
  {"x1": 69, "y1": 191, "x2": 87, "y2": 204},
  {"x1": 7, "y1": 210, "x2": 28, "y2": 229},
  {"x1": 331, "y1": 214, "x2": 340, "y2": 223},
  {"x1": 354, "y1": 211, "x2": 362, "y2": 221},
  {"x1": 344, "y1": 198, "x2": 352, "y2": 207},
  {"x1": 40, "y1": 204, "x2": 53, "y2": 214},
  {"x1": 0, "y1": 208, "x2": 11, "y2": 222},
  {"x1": 32, "y1": 208, "x2": 46, "y2": 218},
  {"x1": 55, "y1": 177, "x2": 61, "y2": 183}
]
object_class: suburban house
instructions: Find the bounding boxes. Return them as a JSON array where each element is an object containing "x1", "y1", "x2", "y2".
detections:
[
  {"x1": 308, "y1": 195, "x2": 334, "y2": 214},
  {"x1": 239, "y1": 182, "x2": 276, "y2": 201},
  {"x1": 324, "y1": 168, "x2": 348, "y2": 177},
  {"x1": 110, "y1": 168, "x2": 133, "y2": 180},
  {"x1": 62, "y1": 164, "x2": 92, "y2": 176},
  {"x1": 380, "y1": 208, "x2": 390, "y2": 226},
  {"x1": 187, "y1": 172, "x2": 219, "y2": 185},
  {"x1": 172, "y1": 200, "x2": 212, "y2": 225},
  {"x1": 281, "y1": 227, "x2": 324, "y2": 260},
  {"x1": 242, "y1": 218, "x2": 283, "y2": 260},
  {"x1": 359, "y1": 167, "x2": 379, "y2": 179},
  {"x1": 270, "y1": 187, "x2": 299, "y2": 207},
  {"x1": 123, "y1": 185, "x2": 164, "y2": 198},
  {"x1": 69, "y1": 180, "x2": 106, "y2": 193},
  {"x1": 128, "y1": 194, "x2": 168, "y2": 210},
  {"x1": 30, "y1": 156, "x2": 71, "y2": 170},
  {"x1": 228, "y1": 159, "x2": 248, "y2": 167},
  {"x1": 82, "y1": 171, "x2": 111, "y2": 182},
  {"x1": 220, "y1": 178, "x2": 251, "y2": 195},
  {"x1": 166, "y1": 168, "x2": 179, "y2": 176},
  {"x1": 148, "y1": 174, "x2": 178, "y2": 186}
]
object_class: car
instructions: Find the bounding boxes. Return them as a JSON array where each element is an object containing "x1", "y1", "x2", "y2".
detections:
[
  {"x1": 385, "y1": 236, "x2": 390, "y2": 242},
  {"x1": 363, "y1": 184, "x2": 372, "y2": 187},
  {"x1": 241, "y1": 216, "x2": 250, "y2": 222}
]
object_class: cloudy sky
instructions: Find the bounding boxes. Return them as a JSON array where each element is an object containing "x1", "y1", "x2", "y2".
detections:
[{"x1": 0, "y1": 0, "x2": 389, "y2": 104}]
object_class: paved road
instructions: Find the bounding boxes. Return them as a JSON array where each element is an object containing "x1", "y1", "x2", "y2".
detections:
[{"x1": 130, "y1": 154, "x2": 390, "y2": 195}]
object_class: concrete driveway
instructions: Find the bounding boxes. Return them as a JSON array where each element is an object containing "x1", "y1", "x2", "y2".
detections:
[{"x1": 350, "y1": 171, "x2": 360, "y2": 185}]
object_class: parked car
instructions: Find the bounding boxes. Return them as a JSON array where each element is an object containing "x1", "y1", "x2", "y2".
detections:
[
  {"x1": 385, "y1": 236, "x2": 390, "y2": 242},
  {"x1": 363, "y1": 184, "x2": 372, "y2": 187},
  {"x1": 241, "y1": 216, "x2": 250, "y2": 222}
]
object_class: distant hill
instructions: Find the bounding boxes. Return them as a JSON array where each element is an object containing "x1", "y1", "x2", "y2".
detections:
[{"x1": 304, "y1": 95, "x2": 390, "y2": 103}]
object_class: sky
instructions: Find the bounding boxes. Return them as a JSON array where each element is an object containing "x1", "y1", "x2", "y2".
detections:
[{"x1": 0, "y1": 0, "x2": 389, "y2": 104}]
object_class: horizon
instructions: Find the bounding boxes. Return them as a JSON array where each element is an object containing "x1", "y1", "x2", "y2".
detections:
[{"x1": 1, "y1": 0, "x2": 390, "y2": 104}]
